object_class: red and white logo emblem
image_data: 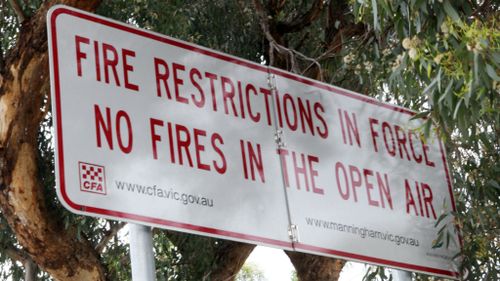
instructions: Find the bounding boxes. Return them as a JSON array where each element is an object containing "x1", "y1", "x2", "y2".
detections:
[{"x1": 79, "y1": 162, "x2": 106, "y2": 195}]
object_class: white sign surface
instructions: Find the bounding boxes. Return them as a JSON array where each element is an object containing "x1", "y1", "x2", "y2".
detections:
[{"x1": 48, "y1": 5, "x2": 460, "y2": 278}]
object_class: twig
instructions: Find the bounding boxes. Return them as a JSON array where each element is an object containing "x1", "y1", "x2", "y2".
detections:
[
  {"x1": 7, "y1": 0, "x2": 26, "y2": 23},
  {"x1": 253, "y1": 0, "x2": 323, "y2": 78},
  {"x1": 270, "y1": 33, "x2": 322, "y2": 78},
  {"x1": 95, "y1": 221, "x2": 126, "y2": 253}
]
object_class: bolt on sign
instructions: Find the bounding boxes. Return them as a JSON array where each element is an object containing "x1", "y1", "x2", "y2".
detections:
[{"x1": 48, "y1": 5, "x2": 461, "y2": 279}]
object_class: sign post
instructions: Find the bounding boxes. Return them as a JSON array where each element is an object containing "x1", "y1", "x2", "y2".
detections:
[
  {"x1": 47, "y1": 5, "x2": 461, "y2": 279},
  {"x1": 129, "y1": 224, "x2": 156, "y2": 281}
]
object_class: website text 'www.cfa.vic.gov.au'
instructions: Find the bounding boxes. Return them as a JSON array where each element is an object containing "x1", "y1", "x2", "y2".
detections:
[{"x1": 115, "y1": 181, "x2": 214, "y2": 207}]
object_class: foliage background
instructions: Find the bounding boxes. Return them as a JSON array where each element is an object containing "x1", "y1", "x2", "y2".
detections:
[{"x1": 0, "y1": 0, "x2": 498, "y2": 280}]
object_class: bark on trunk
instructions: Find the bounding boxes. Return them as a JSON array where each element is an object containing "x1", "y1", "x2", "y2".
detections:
[
  {"x1": 0, "y1": 1, "x2": 106, "y2": 280},
  {"x1": 207, "y1": 241, "x2": 255, "y2": 281},
  {"x1": 286, "y1": 251, "x2": 346, "y2": 281}
]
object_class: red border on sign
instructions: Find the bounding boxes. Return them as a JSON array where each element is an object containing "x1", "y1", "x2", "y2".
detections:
[
  {"x1": 49, "y1": 5, "x2": 293, "y2": 251},
  {"x1": 49, "y1": 6, "x2": 459, "y2": 278}
]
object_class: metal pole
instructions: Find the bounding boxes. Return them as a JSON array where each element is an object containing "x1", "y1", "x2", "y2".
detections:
[
  {"x1": 130, "y1": 224, "x2": 156, "y2": 281},
  {"x1": 393, "y1": 269, "x2": 412, "y2": 281}
]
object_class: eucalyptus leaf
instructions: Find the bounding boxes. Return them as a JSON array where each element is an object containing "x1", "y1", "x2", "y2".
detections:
[
  {"x1": 423, "y1": 119, "x2": 432, "y2": 138},
  {"x1": 453, "y1": 98, "x2": 463, "y2": 120},
  {"x1": 485, "y1": 64, "x2": 500, "y2": 81},
  {"x1": 443, "y1": 0, "x2": 460, "y2": 22},
  {"x1": 410, "y1": 110, "x2": 430, "y2": 120},
  {"x1": 371, "y1": 0, "x2": 379, "y2": 31},
  {"x1": 474, "y1": 50, "x2": 480, "y2": 82},
  {"x1": 422, "y1": 77, "x2": 438, "y2": 95},
  {"x1": 0, "y1": 1, "x2": 498, "y2": 281},
  {"x1": 435, "y1": 212, "x2": 449, "y2": 227},
  {"x1": 465, "y1": 81, "x2": 473, "y2": 107},
  {"x1": 487, "y1": 180, "x2": 500, "y2": 190},
  {"x1": 439, "y1": 79, "x2": 454, "y2": 106}
]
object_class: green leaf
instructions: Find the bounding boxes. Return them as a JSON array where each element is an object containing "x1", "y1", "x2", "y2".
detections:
[
  {"x1": 379, "y1": 0, "x2": 392, "y2": 15},
  {"x1": 491, "y1": 52, "x2": 500, "y2": 66},
  {"x1": 438, "y1": 223, "x2": 447, "y2": 235},
  {"x1": 437, "y1": 67, "x2": 442, "y2": 92},
  {"x1": 435, "y1": 212, "x2": 448, "y2": 227},
  {"x1": 365, "y1": 271, "x2": 378, "y2": 281},
  {"x1": 473, "y1": 51, "x2": 480, "y2": 86},
  {"x1": 423, "y1": 119, "x2": 432, "y2": 138},
  {"x1": 443, "y1": 0, "x2": 461, "y2": 22},
  {"x1": 380, "y1": 267, "x2": 387, "y2": 279},
  {"x1": 464, "y1": 81, "x2": 473, "y2": 107},
  {"x1": 371, "y1": 0, "x2": 379, "y2": 31},
  {"x1": 432, "y1": 230, "x2": 444, "y2": 248},
  {"x1": 487, "y1": 180, "x2": 500, "y2": 191},
  {"x1": 415, "y1": 13, "x2": 421, "y2": 33},
  {"x1": 453, "y1": 98, "x2": 463, "y2": 120},
  {"x1": 478, "y1": 133, "x2": 493, "y2": 151},
  {"x1": 423, "y1": 77, "x2": 438, "y2": 95},
  {"x1": 410, "y1": 110, "x2": 430, "y2": 120},
  {"x1": 439, "y1": 79, "x2": 454, "y2": 107},
  {"x1": 485, "y1": 64, "x2": 500, "y2": 81}
]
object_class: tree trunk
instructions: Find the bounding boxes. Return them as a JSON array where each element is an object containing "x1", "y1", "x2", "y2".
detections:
[
  {"x1": 163, "y1": 231, "x2": 255, "y2": 281},
  {"x1": 0, "y1": 1, "x2": 106, "y2": 280},
  {"x1": 207, "y1": 241, "x2": 255, "y2": 281},
  {"x1": 286, "y1": 251, "x2": 346, "y2": 281}
]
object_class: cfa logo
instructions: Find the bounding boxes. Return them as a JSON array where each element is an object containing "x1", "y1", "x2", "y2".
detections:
[{"x1": 79, "y1": 162, "x2": 106, "y2": 195}]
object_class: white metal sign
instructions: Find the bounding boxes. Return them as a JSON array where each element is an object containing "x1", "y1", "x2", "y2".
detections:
[{"x1": 48, "y1": 5, "x2": 460, "y2": 278}]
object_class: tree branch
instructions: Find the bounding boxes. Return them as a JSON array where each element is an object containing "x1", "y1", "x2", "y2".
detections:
[
  {"x1": 325, "y1": 23, "x2": 366, "y2": 54},
  {"x1": 254, "y1": 0, "x2": 322, "y2": 75},
  {"x1": 4, "y1": 245, "x2": 29, "y2": 264},
  {"x1": 4, "y1": 244, "x2": 38, "y2": 280},
  {"x1": 324, "y1": 0, "x2": 366, "y2": 54},
  {"x1": 267, "y1": 0, "x2": 286, "y2": 16},
  {"x1": 95, "y1": 222, "x2": 126, "y2": 253},
  {"x1": 7, "y1": 0, "x2": 26, "y2": 23},
  {"x1": 276, "y1": 0, "x2": 325, "y2": 34},
  {"x1": 253, "y1": 0, "x2": 278, "y2": 65},
  {"x1": 325, "y1": 0, "x2": 348, "y2": 45}
]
